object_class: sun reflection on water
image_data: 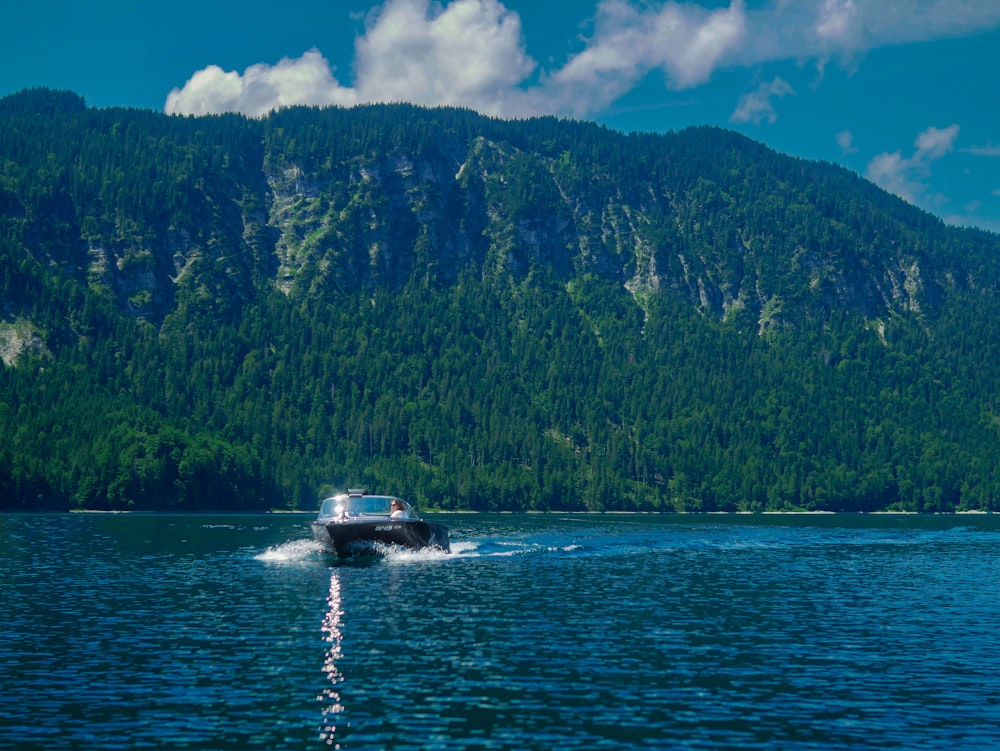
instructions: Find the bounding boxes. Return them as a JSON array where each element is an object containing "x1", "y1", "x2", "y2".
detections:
[{"x1": 319, "y1": 571, "x2": 345, "y2": 747}]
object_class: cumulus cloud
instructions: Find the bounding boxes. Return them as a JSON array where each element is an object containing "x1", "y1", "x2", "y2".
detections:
[
  {"x1": 866, "y1": 124, "x2": 959, "y2": 205},
  {"x1": 166, "y1": 0, "x2": 537, "y2": 118},
  {"x1": 351, "y1": 0, "x2": 537, "y2": 115},
  {"x1": 164, "y1": 0, "x2": 1000, "y2": 119},
  {"x1": 544, "y1": 0, "x2": 748, "y2": 115},
  {"x1": 165, "y1": 49, "x2": 358, "y2": 117},
  {"x1": 729, "y1": 77, "x2": 794, "y2": 124}
]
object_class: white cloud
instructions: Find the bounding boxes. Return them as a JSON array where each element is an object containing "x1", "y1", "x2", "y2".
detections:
[
  {"x1": 836, "y1": 129, "x2": 858, "y2": 154},
  {"x1": 165, "y1": 49, "x2": 358, "y2": 117},
  {"x1": 352, "y1": 0, "x2": 537, "y2": 115},
  {"x1": 915, "y1": 124, "x2": 960, "y2": 159},
  {"x1": 866, "y1": 124, "x2": 959, "y2": 205},
  {"x1": 815, "y1": 0, "x2": 860, "y2": 44},
  {"x1": 751, "y1": 0, "x2": 1000, "y2": 63},
  {"x1": 542, "y1": 0, "x2": 748, "y2": 116},
  {"x1": 866, "y1": 150, "x2": 914, "y2": 201},
  {"x1": 964, "y1": 143, "x2": 1000, "y2": 157},
  {"x1": 164, "y1": 0, "x2": 1000, "y2": 120},
  {"x1": 835, "y1": 0, "x2": 1000, "y2": 46},
  {"x1": 729, "y1": 77, "x2": 794, "y2": 124},
  {"x1": 166, "y1": 0, "x2": 537, "y2": 118}
]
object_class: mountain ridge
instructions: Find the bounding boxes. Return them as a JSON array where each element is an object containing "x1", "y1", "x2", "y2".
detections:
[
  {"x1": 6, "y1": 89, "x2": 995, "y2": 330},
  {"x1": 2, "y1": 88, "x2": 999, "y2": 512}
]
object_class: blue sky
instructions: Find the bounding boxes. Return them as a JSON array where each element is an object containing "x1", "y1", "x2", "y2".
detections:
[{"x1": 3, "y1": 0, "x2": 999, "y2": 232}]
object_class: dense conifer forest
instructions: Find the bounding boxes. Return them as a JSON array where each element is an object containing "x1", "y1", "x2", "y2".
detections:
[{"x1": 2, "y1": 87, "x2": 1000, "y2": 512}]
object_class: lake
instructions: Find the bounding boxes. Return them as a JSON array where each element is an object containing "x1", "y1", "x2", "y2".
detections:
[{"x1": 2, "y1": 512, "x2": 999, "y2": 750}]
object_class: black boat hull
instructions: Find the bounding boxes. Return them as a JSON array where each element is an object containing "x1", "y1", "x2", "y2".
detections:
[{"x1": 311, "y1": 519, "x2": 450, "y2": 558}]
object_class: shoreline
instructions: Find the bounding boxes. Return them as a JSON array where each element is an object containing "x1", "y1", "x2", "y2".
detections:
[{"x1": 42, "y1": 508, "x2": 995, "y2": 516}]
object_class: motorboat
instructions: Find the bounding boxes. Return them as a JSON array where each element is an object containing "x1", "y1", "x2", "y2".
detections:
[{"x1": 310, "y1": 489, "x2": 450, "y2": 558}]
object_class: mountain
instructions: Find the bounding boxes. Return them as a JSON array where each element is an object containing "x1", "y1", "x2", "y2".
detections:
[{"x1": 2, "y1": 87, "x2": 999, "y2": 512}]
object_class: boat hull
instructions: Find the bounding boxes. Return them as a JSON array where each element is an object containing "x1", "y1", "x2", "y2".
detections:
[{"x1": 311, "y1": 518, "x2": 451, "y2": 558}]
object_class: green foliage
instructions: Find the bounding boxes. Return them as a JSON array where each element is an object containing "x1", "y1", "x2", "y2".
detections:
[{"x1": 2, "y1": 89, "x2": 1000, "y2": 512}]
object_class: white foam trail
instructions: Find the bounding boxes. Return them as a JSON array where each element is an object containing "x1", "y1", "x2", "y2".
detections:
[
  {"x1": 255, "y1": 538, "x2": 322, "y2": 563},
  {"x1": 448, "y1": 540, "x2": 481, "y2": 557},
  {"x1": 381, "y1": 543, "x2": 453, "y2": 564}
]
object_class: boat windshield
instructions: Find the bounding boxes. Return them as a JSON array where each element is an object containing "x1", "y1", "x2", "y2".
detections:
[{"x1": 317, "y1": 494, "x2": 415, "y2": 520}]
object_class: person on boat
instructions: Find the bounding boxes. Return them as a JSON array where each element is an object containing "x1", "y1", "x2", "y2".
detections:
[{"x1": 390, "y1": 499, "x2": 410, "y2": 519}]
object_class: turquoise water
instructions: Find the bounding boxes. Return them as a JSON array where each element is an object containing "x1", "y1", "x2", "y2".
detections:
[{"x1": 2, "y1": 512, "x2": 999, "y2": 749}]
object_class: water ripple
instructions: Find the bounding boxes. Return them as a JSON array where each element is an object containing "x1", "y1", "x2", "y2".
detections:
[{"x1": 3, "y1": 513, "x2": 1000, "y2": 749}]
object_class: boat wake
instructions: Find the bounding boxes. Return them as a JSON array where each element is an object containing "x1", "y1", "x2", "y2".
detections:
[
  {"x1": 377, "y1": 542, "x2": 452, "y2": 564},
  {"x1": 255, "y1": 538, "x2": 323, "y2": 563},
  {"x1": 255, "y1": 537, "x2": 454, "y2": 566},
  {"x1": 255, "y1": 534, "x2": 591, "y2": 566},
  {"x1": 447, "y1": 538, "x2": 590, "y2": 559},
  {"x1": 257, "y1": 518, "x2": 1000, "y2": 570}
]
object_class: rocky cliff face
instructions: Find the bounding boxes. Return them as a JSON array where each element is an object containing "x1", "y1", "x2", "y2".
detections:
[
  {"x1": 2, "y1": 94, "x2": 994, "y2": 338},
  {"x1": 251, "y1": 124, "x2": 980, "y2": 336}
]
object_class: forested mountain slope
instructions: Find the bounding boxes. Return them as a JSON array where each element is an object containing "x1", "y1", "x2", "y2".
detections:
[{"x1": 2, "y1": 88, "x2": 999, "y2": 512}]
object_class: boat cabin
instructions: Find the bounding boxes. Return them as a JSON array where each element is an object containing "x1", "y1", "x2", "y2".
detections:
[{"x1": 317, "y1": 490, "x2": 415, "y2": 521}]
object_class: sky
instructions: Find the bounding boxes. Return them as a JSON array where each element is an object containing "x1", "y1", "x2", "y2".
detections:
[{"x1": 2, "y1": 0, "x2": 999, "y2": 233}]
